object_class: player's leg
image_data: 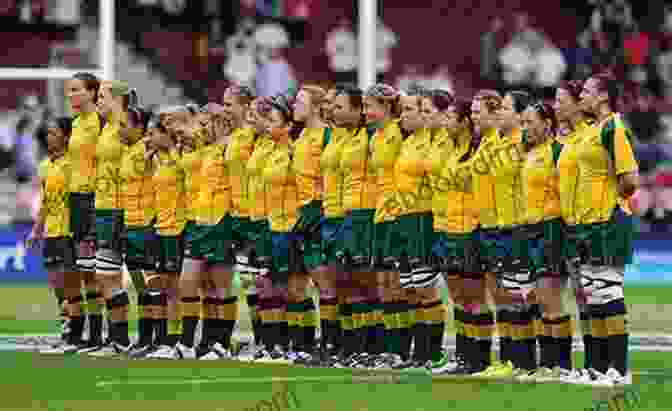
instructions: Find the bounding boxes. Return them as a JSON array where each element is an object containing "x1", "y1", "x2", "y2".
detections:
[
  {"x1": 125, "y1": 227, "x2": 160, "y2": 357},
  {"x1": 69, "y1": 192, "x2": 101, "y2": 349},
  {"x1": 200, "y1": 218, "x2": 238, "y2": 359},
  {"x1": 89, "y1": 209, "x2": 130, "y2": 356},
  {"x1": 42, "y1": 237, "x2": 81, "y2": 353}
]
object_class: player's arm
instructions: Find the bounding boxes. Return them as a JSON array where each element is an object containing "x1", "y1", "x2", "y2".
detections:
[{"x1": 604, "y1": 119, "x2": 639, "y2": 199}]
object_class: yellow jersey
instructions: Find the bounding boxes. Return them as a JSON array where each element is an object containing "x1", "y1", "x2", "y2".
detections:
[
  {"x1": 394, "y1": 127, "x2": 433, "y2": 215},
  {"x1": 293, "y1": 127, "x2": 327, "y2": 206},
  {"x1": 39, "y1": 156, "x2": 71, "y2": 238},
  {"x1": 95, "y1": 112, "x2": 125, "y2": 210},
  {"x1": 430, "y1": 128, "x2": 478, "y2": 233},
  {"x1": 179, "y1": 146, "x2": 205, "y2": 222},
  {"x1": 472, "y1": 128, "x2": 526, "y2": 229},
  {"x1": 247, "y1": 135, "x2": 275, "y2": 222},
  {"x1": 68, "y1": 111, "x2": 101, "y2": 193},
  {"x1": 557, "y1": 120, "x2": 591, "y2": 225},
  {"x1": 570, "y1": 113, "x2": 639, "y2": 225},
  {"x1": 371, "y1": 120, "x2": 404, "y2": 223},
  {"x1": 340, "y1": 127, "x2": 377, "y2": 211},
  {"x1": 153, "y1": 150, "x2": 186, "y2": 236},
  {"x1": 225, "y1": 127, "x2": 256, "y2": 218},
  {"x1": 196, "y1": 143, "x2": 231, "y2": 226},
  {"x1": 120, "y1": 140, "x2": 155, "y2": 227},
  {"x1": 320, "y1": 128, "x2": 347, "y2": 218},
  {"x1": 521, "y1": 140, "x2": 563, "y2": 225},
  {"x1": 263, "y1": 141, "x2": 299, "y2": 232}
]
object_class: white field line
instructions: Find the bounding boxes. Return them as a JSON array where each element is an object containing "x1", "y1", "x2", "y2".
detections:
[
  {"x1": 95, "y1": 375, "x2": 411, "y2": 388},
  {"x1": 94, "y1": 370, "x2": 667, "y2": 388}
]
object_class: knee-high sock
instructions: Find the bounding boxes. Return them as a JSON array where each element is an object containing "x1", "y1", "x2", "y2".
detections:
[
  {"x1": 423, "y1": 300, "x2": 446, "y2": 363},
  {"x1": 590, "y1": 299, "x2": 628, "y2": 375},
  {"x1": 217, "y1": 295, "x2": 238, "y2": 349},
  {"x1": 509, "y1": 304, "x2": 537, "y2": 371},
  {"x1": 246, "y1": 292, "x2": 261, "y2": 346},
  {"x1": 83, "y1": 287, "x2": 104, "y2": 345},
  {"x1": 453, "y1": 303, "x2": 466, "y2": 360},
  {"x1": 106, "y1": 288, "x2": 130, "y2": 346},
  {"x1": 463, "y1": 303, "x2": 494, "y2": 371},
  {"x1": 201, "y1": 292, "x2": 218, "y2": 348},
  {"x1": 179, "y1": 296, "x2": 201, "y2": 348},
  {"x1": 318, "y1": 289, "x2": 339, "y2": 351}
]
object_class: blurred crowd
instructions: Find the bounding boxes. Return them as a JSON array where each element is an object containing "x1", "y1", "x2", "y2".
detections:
[{"x1": 1, "y1": 0, "x2": 672, "y2": 232}]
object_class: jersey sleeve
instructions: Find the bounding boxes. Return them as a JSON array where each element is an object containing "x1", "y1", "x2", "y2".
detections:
[{"x1": 602, "y1": 118, "x2": 638, "y2": 175}]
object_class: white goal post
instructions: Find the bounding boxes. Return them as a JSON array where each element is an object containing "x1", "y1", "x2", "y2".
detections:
[{"x1": 0, "y1": 0, "x2": 114, "y2": 101}]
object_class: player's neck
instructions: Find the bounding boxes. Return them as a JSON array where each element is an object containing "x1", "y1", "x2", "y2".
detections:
[{"x1": 304, "y1": 116, "x2": 326, "y2": 129}]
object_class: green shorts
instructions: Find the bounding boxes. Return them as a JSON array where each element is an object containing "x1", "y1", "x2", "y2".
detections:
[
  {"x1": 431, "y1": 231, "x2": 480, "y2": 276},
  {"x1": 478, "y1": 227, "x2": 527, "y2": 273},
  {"x1": 271, "y1": 232, "x2": 302, "y2": 274},
  {"x1": 69, "y1": 192, "x2": 95, "y2": 241},
  {"x1": 95, "y1": 209, "x2": 125, "y2": 250},
  {"x1": 372, "y1": 220, "x2": 399, "y2": 268},
  {"x1": 157, "y1": 235, "x2": 183, "y2": 273},
  {"x1": 394, "y1": 212, "x2": 434, "y2": 262},
  {"x1": 431, "y1": 232, "x2": 476, "y2": 259},
  {"x1": 522, "y1": 218, "x2": 564, "y2": 275},
  {"x1": 565, "y1": 208, "x2": 632, "y2": 266},
  {"x1": 185, "y1": 215, "x2": 233, "y2": 264},
  {"x1": 231, "y1": 216, "x2": 258, "y2": 244},
  {"x1": 321, "y1": 217, "x2": 345, "y2": 266},
  {"x1": 124, "y1": 226, "x2": 158, "y2": 271},
  {"x1": 342, "y1": 209, "x2": 375, "y2": 267},
  {"x1": 244, "y1": 219, "x2": 271, "y2": 261}
]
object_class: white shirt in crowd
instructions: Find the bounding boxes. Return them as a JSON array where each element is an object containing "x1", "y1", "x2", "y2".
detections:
[
  {"x1": 225, "y1": 34, "x2": 257, "y2": 87},
  {"x1": 377, "y1": 20, "x2": 398, "y2": 73},
  {"x1": 326, "y1": 25, "x2": 358, "y2": 73}
]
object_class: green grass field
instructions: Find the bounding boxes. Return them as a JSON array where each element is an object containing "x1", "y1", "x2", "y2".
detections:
[
  {"x1": 1, "y1": 283, "x2": 671, "y2": 411},
  {"x1": 1, "y1": 351, "x2": 669, "y2": 411}
]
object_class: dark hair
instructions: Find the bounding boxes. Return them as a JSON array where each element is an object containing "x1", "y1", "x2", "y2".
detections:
[
  {"x1": 48, "y1": 117, "x2": 73, "y2": 138},
  {"x1": 365, "y1": 83, "x2": 401, "y2": 117},
  {"x1": 72, "y1": 72, "x2": 100, "y2": 103},
  {"x1": 455, "y1": 100, "x2": 474, "y2": 132},
  {"x1": 336, "y1": 84, "x2": 364, "y2": 110},
  {"x1": 473, "y1": 89, "x2": 503, "y2": 113},
  {"x1": 405, "y1": 84, "x2": 427, "y2": 97},
  {"x1": 336, "y1": 84, "x2": 365, "y2": 126},
  {"x1": 507, "y1": 90, "x2": 533, "y2": 113},
  {"x1": 530, "y1": 101, "x2": 558, "y2": 135},
  {"x1": 270, "y1": 94, "x2": 294, "y2": 124},
  {"x1": 590, "y1": 70, "x2": 622, "y2": 111},
  {"x1": 129, "y1": 106, "x2": 150, "y2": 131},
  {"x1": 557, "y1": 80, "x2": 584, "y2": 102},
  {"x1": 225, "y1": 85, "x2": 255, "y2": 106},
  {"x1": 429, "y1": 89, "x2": 455, "y2": 112}
]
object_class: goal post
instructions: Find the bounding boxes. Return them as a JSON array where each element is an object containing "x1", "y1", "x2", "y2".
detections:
[{"x1": 0, "y1": 0, "x2": 114, "y2": 113}]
